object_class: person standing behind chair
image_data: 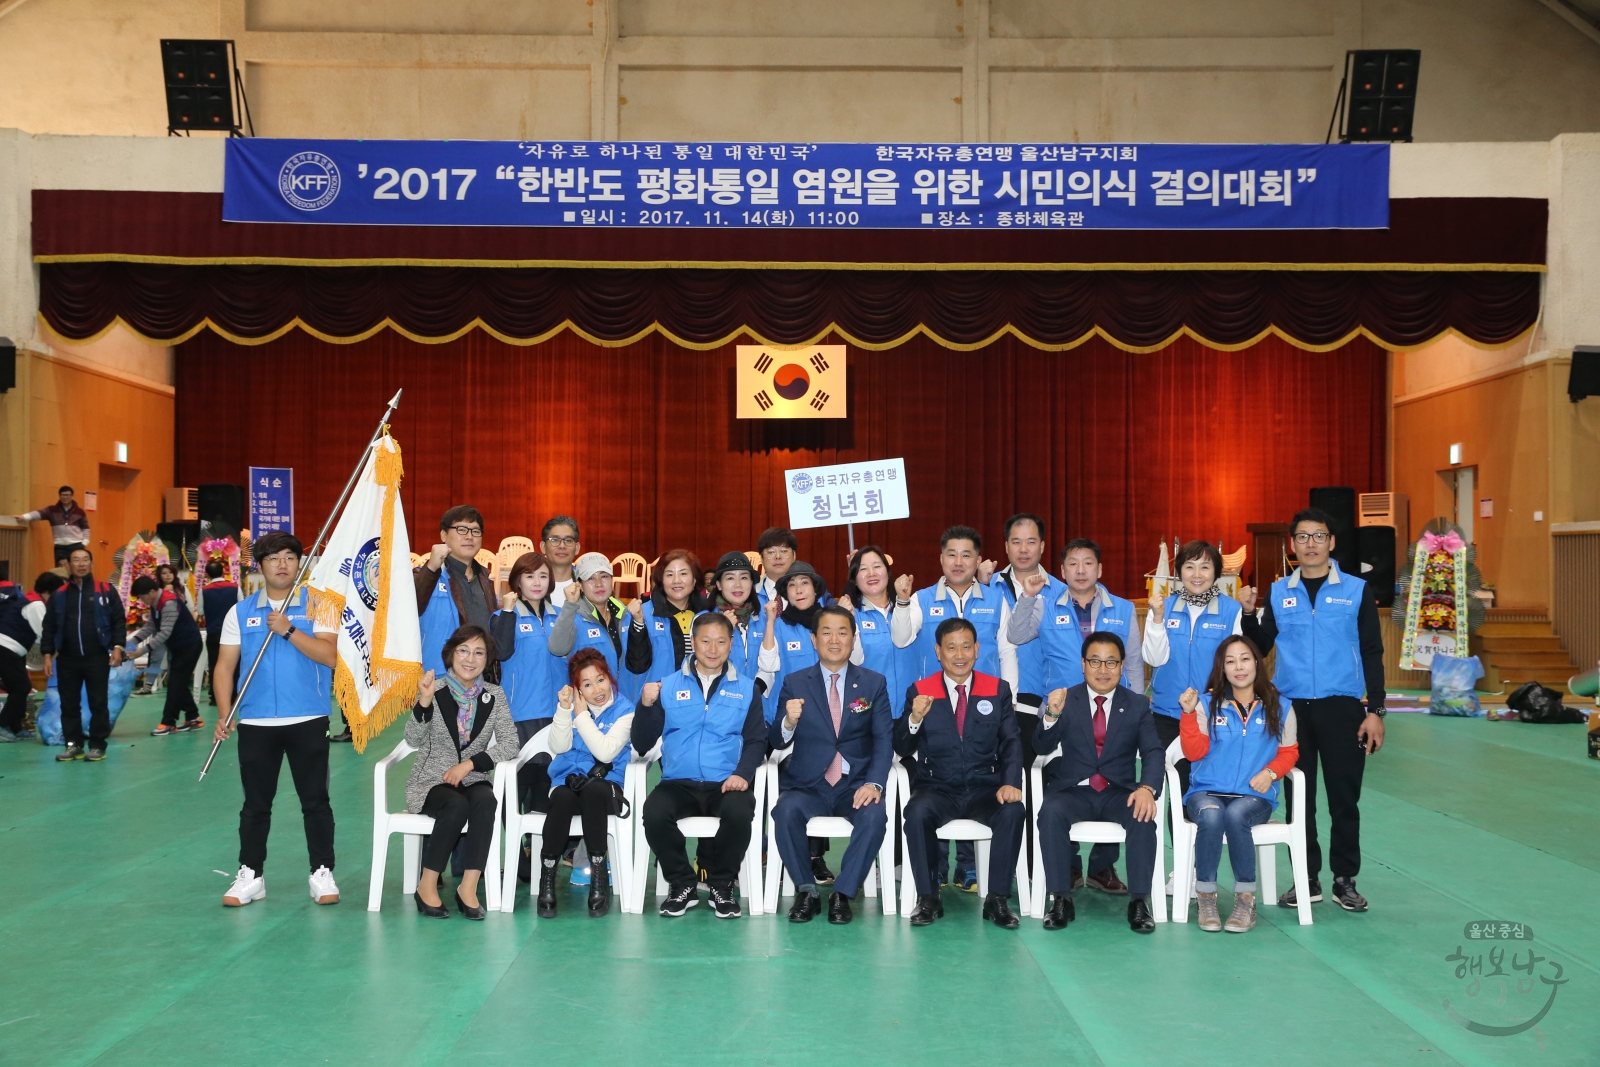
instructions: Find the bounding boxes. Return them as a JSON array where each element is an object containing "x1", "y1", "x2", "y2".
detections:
[
  {"x1": 539, "y1": 515, "x2": 582, "y2": 610},
  {"x1": 548, "y1": 552, "x2": 628, "y2": 683},
  {"x1": 1178, "y1": 635, "x2": 1299, "y2": 934},
  {"x1": 41, "y1": 547, "x2": 126, "y2": 762},
  {"x1": 9, "y1": 485, "x2": 89, "y2": 565},
  {"x1": 1034, "y1": 631, "x2": 1164, "y2": 934},
  {"x1": 757, "y1": 560, "x2": 828, "y2": 723},
  {"x1": 988, "y1": 514, "x2": 1064, "y2": 760},
  {"x1": 199, "y1": 560, "x2": 238, "y2": 707},
  {"x1": 634, "y1": 613, "x2": 766, "y2": 919},
  {"x1": 490, "y1": 551, "x2": 564, "y2": 823},
  {"x1": 414, "y1": 506, "x2": 497, "y2": 680},
  {"x1": 624, "y1": 549, "x2": 710, "y2": 699},
  {"x1": 710, "y1": 551, "x2": 770, "y2": 690},
  {"x1": 771, "y1": 606, "x2": 892, "y2": 925},
  {"x1": 1240, "y1": 507, "x2": 1385, "y2": 914},
  {"x1": 129, "y1": 575, "x2": 205, "y2": 736},
  {"x1": 895, "y1": 618, "x2": 1026, "y2": 930},
  {"x1": 756, "y1": 527, "x2": 798, "y2": 607},
  {"x1": 537, "y1": 648, "x2": 635, "y2": 919},
  {"x1": 840, "y1": 546, "x2": 917, "y2": 716},
  {"x1": 404, "y1": 624, "x2": 520, "y2": 920}
]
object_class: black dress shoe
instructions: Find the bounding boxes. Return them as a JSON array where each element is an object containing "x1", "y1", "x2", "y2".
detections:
[
  {"x1": 909, "y1": 892, "x2": 943, "y2": 926},
  {"x1": 414, "y1": 891, "x2": 449, "y2": 918},
  {"x1": 828, "y1": 892, "x2": 853, "y2": 925},
  {"x1": 788, "y1": 891, "x2": 821, "y2": 923},
  {"x1": 982, "y1": 894, "x2": 1020, "y2": 930},
  {"x1": 455, "y1": 890, "x2": 486, "y2": 921},
  {"x1": 1043, "y1": 892, "x2": 1076, "y2": 930},
  {"x1": 587, "y1": 854, "x2": 612, "y2": 917},
  {"x1": 536, "y1": 863, "x2": 558, "y2": 918},
  {"x1": 1127, "y1": 897, "x2": 1156, "y2": 933}
]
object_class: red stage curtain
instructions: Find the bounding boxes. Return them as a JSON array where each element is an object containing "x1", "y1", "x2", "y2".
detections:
[{"x1": 176, "y1": 329, "x2": 1385, "y2": 598}]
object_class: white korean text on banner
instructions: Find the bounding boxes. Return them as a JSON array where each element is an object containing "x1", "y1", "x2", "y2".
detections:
[
  {"x1": 248, "y1": 466, "x2": 293, "y2": 536},
  {"x1": 785, "y1": 459, "x2": 911, "y2": 532},
  {"x1": 737, "y1": 346, "x2": 845, "y2": 418},
  {"x1": 225, "y1": 139, "x2": 1389, "y2": 231}
]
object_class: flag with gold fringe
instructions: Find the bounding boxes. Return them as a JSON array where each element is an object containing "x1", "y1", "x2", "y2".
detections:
[{"x1": 305, "y1": 432, "x2": 422, "y2": 751}]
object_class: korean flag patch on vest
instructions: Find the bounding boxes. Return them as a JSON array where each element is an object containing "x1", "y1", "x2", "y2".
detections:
[
  {"x1": 1055, "y1": 615, "x2": 1070, "y2": 625},
  {"x1": 438, "y1": 581, "x2": 449, "y2": 593},
  {"x1": 654, "y1": 620, "x2": 666, "y2": 631},
  {"x1": 519, "y1": 622, "x2": 534, "y2": 634},
  {"x1": 675, "y1": 689, "x2": 691, "y2": 701},
  {"x1": 786, "y1": 640, "x2": 803, "y2": 651},
  {"x1": 246, "y1": 616, "x2": 261, "y2": 628},
  {"x1": 929, "y1": 606, "x2": 946, "y2": 618},
  {"x1": 1281, "y1": 596, "x2": 1298, "y2": 609},
  {"x1": 1166, "y1": 617, "x2": 1181, "y2": 629},
  {"x1": 861, "y1": 619, "x2": 877, "y2": 630},
  {"x1": 586, "y1": 627, "x2": 602, "y2": 639}
]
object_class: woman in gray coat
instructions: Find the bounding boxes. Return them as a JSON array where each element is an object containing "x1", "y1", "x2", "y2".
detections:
[{"x1": 405, "y1": 624, "x2": 519, "y2": 919}]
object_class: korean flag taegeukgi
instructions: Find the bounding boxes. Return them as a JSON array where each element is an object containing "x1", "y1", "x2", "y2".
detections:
[{"x1": 306, "y1": 432, "x2": 423, "y2": 751}]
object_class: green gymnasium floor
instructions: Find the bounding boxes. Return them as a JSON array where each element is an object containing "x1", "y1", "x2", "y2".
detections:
[{"x1": 1, "y1": 696, "x2": 1594, "y2": 1067}]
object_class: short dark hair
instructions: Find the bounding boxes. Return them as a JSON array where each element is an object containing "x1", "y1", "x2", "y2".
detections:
[
  {"x1": 934, "y1": 617, "x2": 977, "y2": 645},
  {"x1": 1291, "y1": 507, "x2": 1338, "y2": 536},
  {"x1": 1174, "y1": 539, "x2": 1224, "y2": 580},
  {"x1": 541, "y1": 515, "x2": 579, "y2": 540},
  {"x1": 815, "y1": 604, "x2": 857, "y2": 634},
  {"x1": 440, "y1": 505, "x2": 484, "y2": 533},
  {"x1": 1002, "y1": 513, "x2": 1045, "y2": 541},
  {"x1": 34, "y1": 572, "x2": 65, "y2": 596},
  {"x1": 692, "y1": 611, "x2": 734, "y2": 638},
  {"x1": 757, "y1": 527, "x2": 798, "y2": 553},
  {"x1": 940, "y1": 525, "x2": 982, "y2": 552},
  {"x1": 131, "y1": 576, "x2": 159, "y2": 596},
  {"x1": 1060, "y1": 538, "x2": 1102, "y2": 565},
  {"x1": 205, "y1": 560, "x2": 225, "y2": 579},
  {"x1": 440, "y1": 623, "x2": 495, "y2": 671},
  {"x1": 252, "y1": 531, "x2": 303, "y2": 562},
  {"x1": 1082, "y1": 631, "x2": 1125, "y2": 662},
  {"x1": 68, "y1": 546, "x2": 93, "y2": 562},
  {"x1": 58, "y1": 485, "x2": 73, "y2": 494}
]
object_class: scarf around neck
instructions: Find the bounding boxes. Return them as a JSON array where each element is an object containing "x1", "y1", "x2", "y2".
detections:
[
  {"x1": 781, "y1": 601, "x2": 823, "y2": 631},
  {"x1": 445, "y1": 671, "x2": 482, "y2": 744},
  {"x1": 1178, "y1": 584, "x2": 1220, "y2": 609}
]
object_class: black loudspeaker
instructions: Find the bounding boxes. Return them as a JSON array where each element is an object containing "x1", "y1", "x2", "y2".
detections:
[
  {"x1": 156, "y1": 521, "x2": 202, "y2": 565},
  {"x1": 1570, "y1": 346, "x2": 1600, "y2": 402},
  {"x1": 198, "y1": 483, "x2": 247, "y2": 537},
  {"x1": 1342, "y1": 49, "x2": 1420, "y2": 142},
  {"x1": 0, "y1": 339, "x2": 14, "y2": 393},
  {"x1": 1308, "y1": 486, "x2": 1360, "y2": 575},
  {"x1": 160, "y1": 39, "x2": 238, "y2": 133},
  {"x1": 1357, "y1": 525, "x2": 1397, "y2": 607}
]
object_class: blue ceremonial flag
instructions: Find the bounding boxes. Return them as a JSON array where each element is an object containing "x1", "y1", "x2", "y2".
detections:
[{"x1": 224, "y1": 139, "x2": 1389, "y2": 231}]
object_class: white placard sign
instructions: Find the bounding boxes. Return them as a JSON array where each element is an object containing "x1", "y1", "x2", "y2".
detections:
[{"x1": 784, "y1": 458, "x2": 910, "y2": 531}]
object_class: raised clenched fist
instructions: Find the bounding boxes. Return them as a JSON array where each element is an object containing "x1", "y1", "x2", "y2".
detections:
[
  {"x1": 977, "y1": 559, "x2": 996, "y2": 584},
  {"x1": 428, "y1": 544, "x2": 449, "y2": 570},
  {"x1": 1021, "y1": 572, "x2": 1047, "y2": 598},
  {"x1": 910, "y1": 693, "x2": 934, "y2": 722},
  {"x1": 1238, "y1": 585, "x2": 1258, "y2": 613},
  {"x1": 785, "y1": 698, "x2": 805, "y2": 726},
  {"x1": 1178, "y1": 687, "x2": 1201, "y2": 715},
  {"x1": 640, "y1": 681, "x2": 662, "y2": 705},
  {"x1": 500, "y1": 591, "x2": 518, "y2": 612},
  {"x1": 1046, "y1": 687, "x2": 1068, "y2": 717},
  {"x1": 1147, "y1": 594, "x2": 1165, "y2": 623},
  {"x1": 558, "y1": 685, "x2": 576, "y2": 710},
  {"x1": 765, "y1": 595, "x2": 781, "y2": 621},
  {"x1": 894, "y1": 573, "x2": 915, "y2": 601},
  {"x1": 564, "y1": 581, "x2": 583, "y2": 606},
  {"x1": 627, "y1": 597, "x2": 644, "y2": 624}
]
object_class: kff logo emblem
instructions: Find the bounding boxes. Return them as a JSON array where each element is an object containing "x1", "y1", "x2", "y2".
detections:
[{"x1": 278, "y1": 151, "x2": 341, "y2": 211}]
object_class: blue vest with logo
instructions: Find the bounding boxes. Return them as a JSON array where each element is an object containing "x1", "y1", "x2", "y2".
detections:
[
  {"x1": 1269, "y1": 564, "x2": 1367, "y2": 700},
  {"x1": 853, "y1": 603, "x2": 918, "y2": 718},
  {"x1": 1149, "y1": 593, "x2": 1242, "y2": 717},
  {"x1": 568, "y1": 601, "x2": 625, "y2": 687},
  {"x1": 232, "y1": 589, "x2": 333, "y2": 720},
  {"x1": 1185, "y1": 693, "x2": 1285, "y2": 809},
  {"x1": 723, "y1": 611, "x2": 768, "y2": 690},
  {"x1": 625, "y1": 598, "x2": 689, "y2": 702},
  {"x1": 548, "y1": 693, "x2": 634, "y2": 787},
  {"x1": 992, "y1": 570, "x2": 1064, "y2": 699},
  {"x1": 418, "y1": 568, "x2": 459, "y2": 673},
  {"x1": 911, "y1": 581, "x2": 1003, "y2": 680},
  {"x1": 763, "y1": 616, "x2": 819, "y2": 723},
  {"x1": 657, "y1": 663, "x2": 754, "y2": 783},
  {"x1": 496, "y1": 602, "x2": 564, "y2": 723},
  {"x1": 1037, "y1": 585, "x2": 1137, "y2": 691}
]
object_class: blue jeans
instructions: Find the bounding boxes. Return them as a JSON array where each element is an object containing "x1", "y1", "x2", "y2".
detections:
[{"x1": 1185, "y1": 792, "x2": 1272, "y2": 893}]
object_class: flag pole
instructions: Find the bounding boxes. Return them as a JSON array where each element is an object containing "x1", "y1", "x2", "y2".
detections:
[{"x1": 199, "y1": 389, "x2": 403, "y2": 781}]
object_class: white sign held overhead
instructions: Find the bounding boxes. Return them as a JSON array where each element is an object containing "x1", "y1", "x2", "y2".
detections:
[{"x1": 784, "y1": 458, "x2": 910, "y2": 532}]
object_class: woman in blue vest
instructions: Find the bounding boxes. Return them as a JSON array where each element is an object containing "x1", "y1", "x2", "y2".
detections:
[
  {"x1": 623, "y1": 549, "x2": 710, "y2": 698},
  {"x1": 709, "y1": 551, "x2": 768, "y2": 687},
  {"x1": 490, "y1": 551, "x2": 564, "y2": 826},
  {"x1": 536, "y1": 648, "x2": 635, "y2": 918},
  {"x1": 1178, "y1": 635, "x2": 1299, "y2": 934},
  {"x1": 1142, "y1": 540, "x2": 1243, "y2": 782},
  {"x1": 756, "y1": 561, "x2": 827, "y2": 724},
  {"x1": 548, "y1": 552, "x2": 628, "y2": 683},
  {"x1": 842, "y1": 546, "x2": 916, "y2": 717}
]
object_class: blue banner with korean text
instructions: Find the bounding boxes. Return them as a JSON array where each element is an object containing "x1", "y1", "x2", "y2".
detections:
[{"x1": 224, "y1": 139, "x2": 1388, "y2": 231}]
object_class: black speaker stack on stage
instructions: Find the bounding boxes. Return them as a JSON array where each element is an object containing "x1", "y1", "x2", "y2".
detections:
[
  {"x1": 1327, "y1": 49, "x2": 1420, "y2": 144},
  {"x1": 1357, "y1": 526, "x2": 1397, "y2": 608},
  {"x1": 1308, "y1": 485, "x2": 1397, "y2": 607},
  {"x1": 160, "y1": 39, "x2": 252, "y2": 136},
  {"x1": 198, "y1": 483, "x2": 248, "y2": 538}
]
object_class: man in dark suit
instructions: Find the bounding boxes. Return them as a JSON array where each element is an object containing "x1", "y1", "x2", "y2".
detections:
[
  {"x1": 894, "y1": 617, "x2": 1026, "y2": 929},
  {"x1": 770, "y1": 605, "x2": 893, "y2": 924},
  {"x1": 1034, "y1": 631, "x2": 1164, "y2": 933}
]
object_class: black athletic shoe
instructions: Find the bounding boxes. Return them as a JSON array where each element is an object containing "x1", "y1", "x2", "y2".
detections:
[
  {"x1": 1331, "y1": 876, "x2": 1368, "y2": 912},
  {"x1": 810, "y1": 856, "x2": 835, "y2": 886},
  {"x1": 56, "y1": 743, "x2": 85, "y2": 762},
  {"x1": 85, "y1": 747, "x2": 107, "y2": 762},
  {"x1": 708, "y1": 883, "x2": 741, "y2": 919},
  {"x1": 659, "y1": 883, "x2": 698, "y2": 917},
  {"x1": 1279, "y1": 877, "x2": 1323, "y2": 908},
  {"x1": 328, "y1": 727, "x2": 353, "y2": 743}
]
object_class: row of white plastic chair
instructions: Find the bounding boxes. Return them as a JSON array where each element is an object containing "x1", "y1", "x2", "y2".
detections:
[{"x1": 367, "y1": 727, "x2": 1312, "y2": 926}]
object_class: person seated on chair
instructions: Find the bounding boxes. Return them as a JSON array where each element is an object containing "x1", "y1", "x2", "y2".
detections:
[
  {"x1": 634, "y1": 612, "x2": 767, "y2": 919},
  {"x1": 491, "y1": 551, "x2": 564, "y2": 827},
  {"x1": 537, "y1": 648, "x2": 635, "y2": 919},
  {"x1": 895, "y1": 617, "x2": 1026, "y2": 930},
  {"x1": 770, "y1": 605, "x2": 892, "y2": 925},
  {"x1": 1178, "y1": 635, "x2": 1299, "y2": 934},
  {"x1": 404, "y1": 624, "x2": 519, "y2": 921},
  {"x1": 1035, "y1": 632, "x2": 1165, "y2": 934}
]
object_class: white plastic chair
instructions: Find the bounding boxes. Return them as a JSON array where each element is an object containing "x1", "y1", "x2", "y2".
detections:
[
  {"x1": 892, "y1": 755, "x2": 1033, "y2": 917},
  {"x1": 1165, "y1": 737, "x2": 1312, "y2": 925},
  {"x1": 497, "y1": 726, "x2": 644, "y2": 913},
  {"x1": 626, "y1": 740, "x2": 767, "y2": 915},
  {"x1": 1027, "y1": 747, "x2": 1167, "y2": 922},
  {"x1": 761, "y1": 746, "x2": 895, "y2": 915},
  {"x1": 610, "y1": 552, "x2": 650, "y2": 599},
  {"x1": 367, "y1": 738, "x2": 504, "y2": 912}
]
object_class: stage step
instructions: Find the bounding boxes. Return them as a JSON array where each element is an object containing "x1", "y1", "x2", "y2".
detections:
[
  {"x1": 1469, "y1": 613, "x2": 1586, "y2": 698},
  {"x1": 1476, "y1": 635, "x2": 1567, "y2": 652}
]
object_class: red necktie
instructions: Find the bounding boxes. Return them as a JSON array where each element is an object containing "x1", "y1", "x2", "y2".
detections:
[
  {"x1": 954, "y1": 682, "x2": 968, "y2": 738},
  {"x1": 1091, "y1": 695, "x2": 1109, "y2": 792}
]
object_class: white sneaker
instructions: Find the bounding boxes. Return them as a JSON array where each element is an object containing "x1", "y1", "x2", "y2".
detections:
[
  {"x1": 308, "y1": 865, "x2": 340, "y2": 905},
  {"x1": 1164, "y1": 873, "x2": 1175, "y2": 896},
  {"x1": 224, "y1": 865, "x2": 265, "y2": 907}
]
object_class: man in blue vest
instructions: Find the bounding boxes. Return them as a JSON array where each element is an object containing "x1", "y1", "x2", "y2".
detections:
[
  {"x1": 413, "y1": 506, "x2": 496, "y2": 681},
  {"x1": 1006, "y1": 537, "x2": 1143, "y2": 892},
  {"x1": 41, "y1": 547, "x2": 126, "y2": 762},
  {"x1": 130, "y1": 575, "x2": 206, "y2": 736},
  {"x1": 210, "y1": 532, "x2": 341, "y2": 909},
  {"x1": 1241, "y1": 507, "x2": 1386, "y2": 913},
  {"x1": 634, "y1": 612, "x2": 766, "y2": 919},
  {"x1": 989, "y1": 514, "x2": 1063, "y2": 759}
]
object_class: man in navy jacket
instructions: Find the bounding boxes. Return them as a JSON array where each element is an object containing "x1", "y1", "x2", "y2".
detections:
[
  {"x1": 894, "y1": 617, "x2": 1025, "y2": 929},
  {"x1": 770, "y1": 606, "x2": 892, "y2": 924},
  {"x1": 1034, "y1": 631, "x2": 1165, "y2": 933}
]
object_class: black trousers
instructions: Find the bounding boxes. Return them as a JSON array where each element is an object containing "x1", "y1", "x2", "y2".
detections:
[
  {"x1": 55, "y1": 650, "x2": 111, "y2": 748},
  {"x1": 514, "y1": 718, "x2": 554, "y2": 814},
  {"x1": 205, "y1": 630, "x2": 222, "y2": 701},
  {"x1": 0, "y1": 646, "x2": 31, "y2": 732},
  {"x1": 419, "y1": 781, "x2": 499, "y2": 873},
  {"x1": 237, "y1": 716, "x2": 335, "y2": 873},
  {"x1": 643, "y1": 780, "x2": 757, "y2": 889},
  {"x1": 1291, "y1": 696, "x2": 1369, "y2": 880},
  {"x1": 159, "y1": 642, "x2": 203, "y2": 725},
  {"x1": 902, "y1": 786, "x2": 1026, "y2": 898},
  {"x1": 542, "y1": 781, "x2": 622, "y2": 859},
  {"x1": 1039, "y1": 785, "x2": 1159, "y2": 897}
]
